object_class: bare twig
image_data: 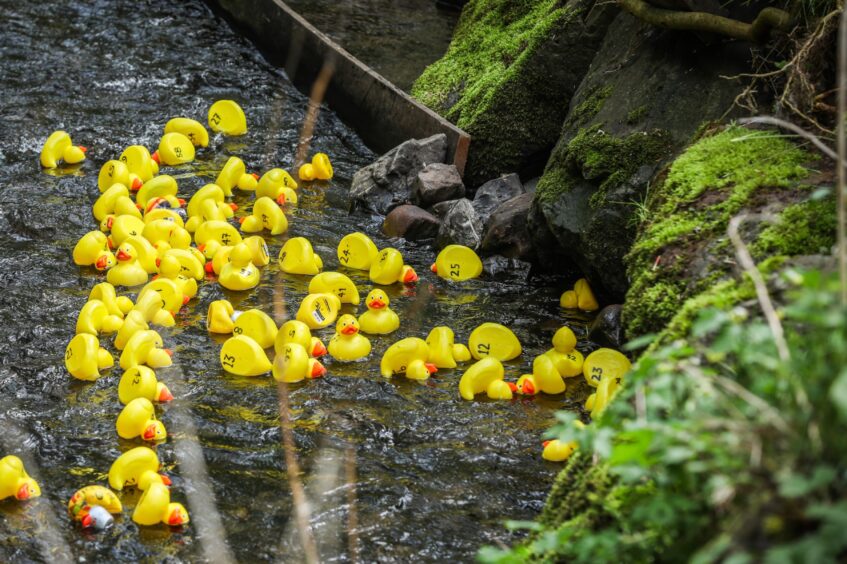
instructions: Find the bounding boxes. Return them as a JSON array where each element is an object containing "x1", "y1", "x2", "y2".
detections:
[
  {"x1": 296, "y1": 59, "x2": 336, "y2": 167},
  {"x1": 838, "y1": 4, "x2": 847, "y2": 304},
  {"x1": 738, "y1": 116, "x2": 839, "y2": 160}
]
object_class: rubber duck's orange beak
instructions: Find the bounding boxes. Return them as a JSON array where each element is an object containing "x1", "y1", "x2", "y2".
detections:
[
  {"x1": 95, "y1": 255, "x2": 109, "y2": 270},
  {"x1": 403, "y1": 268, "x2": 418, "y2": 284},
  {"x1": 238, "y1": 216, "x2": 246, "y2": 224},
  {"x1": 16, "y1": 483, "x2": 31, "y2": 500},
  {"x1": 131, "y1": 178, "x2": 142, "y2": 191},
  {"x1": 276, "y1": 194, "x2": 286, "y2": 205},
  {"x1": 168, "y1": 508, "x2": 188, "y2": 526},
  {"x1": 182, "y1": 295, "x2": 190, "y2": 305},
  {"x1": 164, "y1": 349, "x2": 173, "y2": 357},
  {"x1": 542, "y1": 440, "x2": 551, "y2": 448},
  {"x1": 197, "y1": 244, "x2": 206, "y2": 252},
  {"x1": 311, "y1": 362, "x2": 326, "y2": 378},
  {"x1": 341, "y1": 325, "x2": 358, "y2": 335},
  {"x1": 204, "y1": 262, "x2": 215, "y2": 274},
  {"x1": 425, "y1": 363, "x2": 438, "y2": 375},
  {"x1": 229, "y1": 203, "x2": 238, "y2": 211},
  {"x1": 311, "y1": 341, "x2": 327, "y2": 357},
  {"x1": 81, "y1": 513, "x2": 93, "y2": 528},
  {"x1": 78, "y1": 146, "x2": 88, "y2": 153},
  {"x1": 369, "y1": 299, "x2": 385, "y2": 309},
  {"x1": 251, "y1": 173, "x2": 259, "y2": 180},
  {"x1": 158, "y1": 386, "x2": 174, "y2": 402},
  {"x1": 106, "y1": 216, "x2": 114, "y2": 230},
  {"x1": 116, "y1": 249, "x2": 131, "y2": 261},
  {"x1": 151, "y1": 151, "x2": 160, "y2": 164},
  {"x1": 430, "y1": 263, "x2": 437, "y2": 273},
  {"x1": 159, "y1": 474, "x2": 172, "y2": 486},
  {"x1": 142, "y1": 424, "x2": 158, "y2": 441},
  {"x1": 177, "y1": 198, "x2": 186, "y2": 206},
  {"x1": 507, "y1": 382, "x2": 518, "y2": 393},
  {"x1": 522, "y1": 380, "x2": 535, "y2": 395}
]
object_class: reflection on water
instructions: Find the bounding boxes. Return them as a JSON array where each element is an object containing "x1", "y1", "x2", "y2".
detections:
[{"x1": 0, "y1": 0, "x2": 593, "y2": 561}]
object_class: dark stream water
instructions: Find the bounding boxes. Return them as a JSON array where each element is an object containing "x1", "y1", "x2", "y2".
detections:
[{"x1": 0, "y1": 0, "x2": 594, "y2": 561}]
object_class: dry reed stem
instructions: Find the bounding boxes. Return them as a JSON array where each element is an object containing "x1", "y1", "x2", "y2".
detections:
[
  {"x1": 838, "y1": 4, "x2": 846, "y2": 304},
  {"x1": 296, "y1": 60, "x2": 336, "y2": 167}
]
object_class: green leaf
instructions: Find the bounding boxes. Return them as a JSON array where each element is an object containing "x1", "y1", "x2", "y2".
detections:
[
  {"x1": 778, "y1": 466, "x2": 836, "y2": 498},
  {"x1": 829, "y1": 369, "x2": 847, "y2": 419}
]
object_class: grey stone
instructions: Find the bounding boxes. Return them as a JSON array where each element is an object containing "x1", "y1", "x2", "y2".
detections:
[
  {"x1": 350, "y1": 134, "x2": 448, "y2": 215},
  {"x1": 429, "y1": 199, "x2": 460, "y2": 220},
  {"x1": 588, "y1": 304, "x2": 624, "y2": 349},
  {"x1": 436, "y1": 198, "x2": 483, "y2": 250},
  {"x1": 480, "y1": 193, "x2": 534, "y2": 261},
  {"x1": 383, "y1": 205, "x2": 440, "y2": 241},
  {"x1": 412, "y1": 163, "x2": 465, "y2": 207},
  {"x1": 472, "y1": 173, "x2": 524, "y2": 222},
  {"x1": 483, "y1": 255, "x2": 533, "y2": 280}
]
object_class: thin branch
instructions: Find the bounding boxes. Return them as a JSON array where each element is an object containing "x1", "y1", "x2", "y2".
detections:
[
  {"x1": 838, "y1": 4, "x2": 847, "y2": 304},
  {"x1": 738, "y1": 116, "x2": 839, "y2": 160}
]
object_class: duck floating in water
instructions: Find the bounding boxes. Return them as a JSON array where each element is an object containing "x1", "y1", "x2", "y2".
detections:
[
  {"x1": 107, "y1": 242, "x2": 149, "y2": 287},
  {"x1": 156, "y1": 255, "x2": 198, "y2": 301},
  {"x1": 65, "y1": 333, "x2": 114, "y2": 381},
  {"x1": 531, "y1": 355, "x2": 566, "y2": 395},
  {"x1": 239, "y1": 196, "x2": 288, "y2": 235},
  {"x1": 357, "y1": 289, "x2": 399, "y2": 335},
  {"x1": 272, "y1": 342, "x2": 326, "y2": 383},
  {"x1": 380, "y1": 337, "x2": 437, "y2": 380},
  {"x1": 425, "y1": 326, "x2": 471, "y2": 369},
  {"x1": 232, "y1": 309, "x2": 277, "y2": 349},
  {"x1": 328, "y1": 315, "x2": 371, "y2": 361},
  {"x1": 108, "y1": 446, "x2": 163, "y2": 490},
  {"x1": 298, "y1": 153, "x2": 333, "y2": 181},
  {"x1": 369, "y1": 248, "x2": 417, "y2": 285},
  {"x1": 256, "y1": 168, "x2": 298, "y2": 204},
  {"x1": 468, "y1": 322, "x2": 522, "y2": 361},
  {"x1": 431, "y1": 245, "x2": 483, "y2": 281},
  {"x1": 119, "y1": 329, "x2": 172, "y2": 370},
  {"x1": 119, "y1": 145, "x2": 157, "y2": 184},
  {"x1": 560, "y1": 278, "x2": 599, "y2": 311},
  {"x1": 40, "y1": 130, "x2": 86, "y2": 168},
  {"x1": 458, "y1": 357, "x2": 505, "y2": 400},
  {"x1": 98, "y1": 159, "x2": 136, "y2": 192},
  {"x1": 164, "y1": 117, "x2": 209, "y2": 147},
  {"x1": 0, "y1": 456, "x2": 40, "y2": 501},
  {"x1": 133, "y1": 475, "x2": 190, "y2": 527},
  {"x1": 195, "y1": 220, "x2": 242, "y2": 251},
  {"x1": 89, "y1": 282, "x2": 133, "y2": 319},
  {"x1": 76, "y1": 299, "x2": 124, "y2": 337},
  {"x1": 216, "y1": 156, "x2": 257, "y2": 195},
  {"x1": 296, "y1": 293, "x2": 341, "y2": 330},
  {"x1": 219, "y1": 243, "x2": 260, "y2": 291},
  {"x1": 542, "y1": 326, "x2": 583, "y2": 378},
  {"x1": 93, "y1": 183, "x2": 135, "y2": 222},
  {"x1": 279, "y1": 237, "x2": 323, "y2": 275},
  {"x1": 220, "y1": 335, "x2": 272, "y2": 376},
  {"x1": 207, "y1": 299, "x2": 236, "y2": 334},
  {"x1": 67, "y1": 485, "x2": 122, "y2": 529},
  {"x1": 103, "y1": 214, "x2": 146, "y2": 248},
  {"x1": 515, "y1": 374, "x2": 539, "y2": 396},
  {"x1": 123, "y1": 235, "x2": 161, "y2": 275},
  {"x1": 116, "y1": 397, "x2": 167, "y2": 442},
  {"x1": 73, "y1": 231, "x2": 115, "y2": 271},
  {"x1": 161, "y1": 248, "x2": 206, "y2": 280},
  {"x1": 308, "y1": 271, "x2": 360, "y2": 305},
  {"x1": 119, "y1": 365, "x2": 173, "y2": 404},
  {"x1": 275, "y1": 320, "x2": 327, "y2": 358},
  {"x1": 114, "y1": 310, "x2": 148, "y2": 350},
  {"x1": 586, "y1": 372, "x2": 622, "y2": 419},
  {"x1": 185, "y1": 184, "x2": 235, "y2": 232},
  {"x1": 582, "y1": 348, "x2": 631, "y2": 388},
  {"x1": 337, "y1": 232, "x2": 378, "y2": 270},
  {"x1": 208, "y1": 99, "x2": 247, "y2": 136},
  {"x1": 155, "y1": 132, "x2": 195, "y2": 166}
]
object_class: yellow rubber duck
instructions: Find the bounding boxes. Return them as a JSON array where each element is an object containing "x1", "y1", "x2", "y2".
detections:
[
  {"x1": 114, "y1": 310, "x2": 149, "y2": 351},
  {"x1": 207, "y1": 300, "x2": 236, "y2": 334},
  {"x1": 272, "y1": 342, "x2": 326, "y2": 383},
  {"x1": 76, "y1": 299, "x2": 124, "y2": 336},
  {"x1": 118, "y1": 365, "x2": 173, "y2": 404},
  {"x1": 40, "y1": 130, "x2": 86, "y2": 168},
  {"x1": 543, "y1": 327, "x2": 583, "y2": 378},
  {"x1": 104, "y1": 215, "x2": 146, "y2": 248},
  {"x1": 425, "y1": 326, "x2": 471, "y2": 369},
  {"x1": 587, "y1": 372, "x2": 622, "y2": 419},
  {"x1": 161, "y1": 248, "x2": 205, "y2": 280},
  {"x1": 380, "y1": 338, "x2": 437, "y2": 380},
  {"x1": 119, "y1": 145, "x2": 157, "y2": 184},
  {"x1": 107, "y1": 243, "x2": 149, "y2": 288},
  {"x1": 108, "y1": 446, "x2": 162, "y2": 490},
  {"x1": 116, "y1": 398, "x2": 167, "y2": 442},
  {"x1": 164, "y1": 117, "x2": 209, "y2": 147},
  {"x1": 298, "y1": 153, "x2": 333, "y2": 181},
  {"x1": 123, "y1": 235, "x2": 161, "y2": 274},
  {"x1": 65, "y1": 334, "x2": 114, "y2": 381},
  {"x1": 216, "y1": 156, "x2": 257, "y2": 196},
  {"x1": 207, "y1": 245, "x2": 234, "y2": 276},
  {"x1": 369, "y1": 248, "x2": 418, "y2": 285},
  {"x1": 142, "y1": 220, "x2": 191, "y2": 252},
  {"x1": 275, "y1": 320, "x2": 327, "y2": 358},
  {"x1": 515, "y1": 374, "x2": 539, "y2": 396},
  {"x1": 532, "y1": 355, "x2": 566, "y2": 395},
  {"x1": 542, "y1": 440, "x2": 577, "y2": 462},
  {"x1": 486, "y1": 379, "x2": 514, "y2": 400},
  {"x1": 219, "y1": 243, "x2": 260, "y2": 291},
  {"x1": 243, "y1": 235, "x2": 271, "y2": 267},
  {"x1": 98, "y1": 159, "x2": 135, "y2": 192},
  {"x1": 468, "y1": 323, "x2": 522, "y2": 361},
  {"x1": 195, "y1": 219, "x2": 243, "y2": 249},
  {"x1": 73, "y1": 231, "x2": 115, "y2": 270},
  {"x1": 136, "y1": 175, "x2": 177, "y2": 209},
  {"x1": 208, "y1": 99, "x2": 247, "y2": 136},
  {"x1": 143, "y1": 207, "x2": 185, "y2": 227},
  {"x1": 458, "y1": 357, "x2": 505, "y2": 400},
  {"x1": 156, "y1": 255, "x2": 198, "y2": 301},
  {"x1": 220, "y1": 335, "x2": 272, "y2": 376},
  {"x1": 155, "y1": 132, "x2": 195, "y2": 166},
  {"x1": 132, "y1": 281, "x2": 179, "y2": 327},
  {"x1": 239, "y1": 196, "x2": 288, "y2": 235},
  {"x1": 256, "y1": 168, "x2": 298, "y2": 204},
  {"x1": 232, "y1": 309, "x2": 278, "y2": 349},
  {"x1": 298, "y1": 163, "x2": 315, "y2": 181},
  {"x1": 185, "y1": 184, "x2": 235, "y2": 232},
  {"x1": 328, "y1": 315, "x2": 371, "y2": 361},
  {"x1": 93, "y1": 183, "x2": 134, "y2": 222},
  {"x1": 583, "y1": 348, "x2": 631, "y2": 388},
  {"x1": 357, "y1": 289, "x2": 399, "y2": 335},
  {"x1": 89, "y1": 282, "x2": 133, "y2": 319},
  {"x1": 337, "y1": 232, "x2": 378, "y2": 270},
  {"x1": 0, "y1": 456, "x2": 40, "y2": 501},
  {"x1": 560, "y1": 278, "x2": 599, "y2": 311},
  {"x1": 296, "y1": 293, "x2": 341, "y2": 329},
  {"x1": 279, "y1": 237, "x2": 323, "y2": 275},
  {"x1": 308, "y1": 271, "x2": 360, "y2": 305},
  {"x1": 430, "y1": 245, "x2": 483, "y2": 281},
  {"x1": 133, "y1": 478, "x2": 190, "y2": 527},
  {"x1": 120, "y1": 329, "x2": 172, "y2": 370},
  {"x1": 67, "y1": 485, "x2": 122, "y2": 527}
]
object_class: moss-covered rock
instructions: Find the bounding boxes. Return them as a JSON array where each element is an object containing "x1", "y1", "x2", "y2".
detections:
[{"x1": 412, "y1": 0, "x2": 617, "y2": 189}]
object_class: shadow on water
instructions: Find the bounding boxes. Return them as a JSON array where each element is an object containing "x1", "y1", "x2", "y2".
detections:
[{"x1": 0, "y1": 0, "x2": 594, "y2": 560}]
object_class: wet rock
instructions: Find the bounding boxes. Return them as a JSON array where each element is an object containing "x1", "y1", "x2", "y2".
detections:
[
  {"x1": 480, "y1": 193, "x2": 534, "y2": 261},
  {"x1": 483, "y1": 255, "x2": 532, "y2": 280},
  {"x1": 350, "y1": 134, "x2": 448, "y2": 215},
  {"x1": 588, "y1": 304, "x2": 624, "y2": 349},
  {"x1": 429, "y1": 199, "x2": 459, "y2": 220},
  {"x1": 472, "y1": 173, "x2": 524, "y2": 222},
  {"x1": 383, "y1": 205, "x2": 440, "y2": 241},
  {"x1": 436, "y1": 198, "x2": 483, "y2": 250},
  {"x1": 412, "y1": 163, "x2": 465, "y2": 207}
]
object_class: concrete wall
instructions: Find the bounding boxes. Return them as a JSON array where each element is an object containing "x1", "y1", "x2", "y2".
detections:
[{"x1": 207, "y1": 0, "x2": 471, "y2": 175}]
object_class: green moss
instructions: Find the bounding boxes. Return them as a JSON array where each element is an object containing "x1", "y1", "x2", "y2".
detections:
[
  {"x1": 753, "y1": 197, "x2": 836, "y2": 257},
  {"x1": 569, "y1": 85, "x2": 613, "y2": 127},
  {"x1": 626, "y1": 105, "x2": 648, "y2": 125}
]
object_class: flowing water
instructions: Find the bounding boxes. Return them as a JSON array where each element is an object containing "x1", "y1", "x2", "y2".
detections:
[{"x1": 0, "y1": 0, "x2": 593, "y2": 561}]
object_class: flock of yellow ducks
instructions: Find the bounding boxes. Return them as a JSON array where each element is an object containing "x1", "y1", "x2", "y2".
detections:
[{"x1": 2, "y1": 100, "x2": 632, "y2": 528}]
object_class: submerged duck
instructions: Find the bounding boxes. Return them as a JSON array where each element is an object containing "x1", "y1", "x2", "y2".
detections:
[
  {"x1": 67, "y1": 485, "x2": 123, "y2": 528},
  {"x1": 155, "y1": 132, "x2": 195, "y2": 166},
  {"x1": 458, "y1": 357, "x2": 505, "y2": 400},
  {"x1": 430, "y1": 245, "x2": 483, "y2": 281},
  {"x1": 308, "y1": 271, "x2": 360, "y2": 305},
  {"x1": 239, "y1": 196, "x2": 288, "y2": 235},
  {"x1": 65, "y1": 333, "x2": 114, "y2": 381},
  {"x1": 279, "y1": 237, "x2": 323, "y2": 275},
  {"x1": 275, "y1": 320, "x2": 327, "y2": 358},
  {"x1": 116, "y1": 398, "x2": 167, "y2": 442},
  {"x1": 119, "y1": 329, "x2": 172, "y2": 370},
  {"x1": 40, "y1": 130, "x2": 86, "y2": 168},
  {"x1": 220, "y1": 335, "x2": 272, "y2": 376},
  {"x1": 272, "y1": 342, "x2": 326, "y2": 383},
  {"x1": 357, "y1": 289, "x2": 399, "y2": 335},
  {"x1": 208, "y1": 99, "x2": 247, "y2": 136},
  {"x1": 0, "y1": 456, "x2": 40, "y2": 501},
  {"x1": 133, "y1": 478, "x2": 190, "y2": 527},
  {"x1": 108, "y1": 446, "x2": 163, "y2": 490},
  {"x1": 256, "y1": 168, "x2": 298, "y2": 204},
  {"x1": 296, "y1": 293, "x2": 341, "y2": 330},
  {"x1": 380, "y1": 337, "x2": 437, "y2": 380},
  {"x1": 337, "y1": 232, "x2": 378, "y2": 270},
  {"x1": 118, "y1": 365, "x2": 173, "y2": 404},
  {"x1": 232, "y1": 309, "x2": 278, "y2": 349},
  {"x1": 164, "y1": 117, "x2": 209, "y2": 147},
  {"x1": 219, "y1": 243, "x2": 260, "y2": 291},
  {"x1": 328, "y1": 315, "x2": 371, "y2": 361},
  {"x1": 107, "y1": 242, "x2": 149, "y2": 287},
  {"x1": 425, "y1": 326, "x2": 471, "y2": 369},
  {"x1": 468, "y1": 322, "x2": 522, "y2": 361},
  {"x1": 216, "y1": 156, "x2": 256, "y2": 196},
  {"x1": 369, "y1": 248, "x2": 417, "y2": 285},
  {"x1": 76, "y1": 299, "x2": 124, "y2": 337}
]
